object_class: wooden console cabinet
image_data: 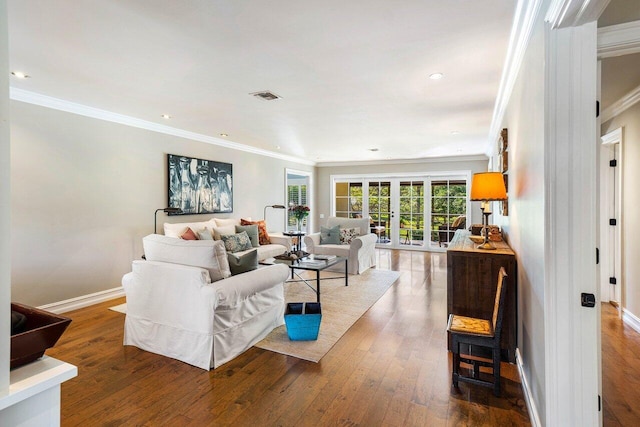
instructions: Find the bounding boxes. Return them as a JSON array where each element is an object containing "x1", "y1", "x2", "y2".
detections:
[{"x1": 447, "y1": 230, "x2": 517, "y2": 362}]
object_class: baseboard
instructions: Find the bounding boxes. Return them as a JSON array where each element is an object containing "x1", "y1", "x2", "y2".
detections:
[
  {"x1": 37, "y1": 287, "x2": 125, "y2": 314},
  {"x1": 516, "y1": 348, "x2": 542, "y2": 427},
  {"x1": 622, "y1": 308, "x2": 640, "y2": 334}
]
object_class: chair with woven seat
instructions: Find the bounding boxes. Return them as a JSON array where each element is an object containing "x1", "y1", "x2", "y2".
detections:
[{"x1": 447, "y1": 267, "x2": 507, "y2": 396}]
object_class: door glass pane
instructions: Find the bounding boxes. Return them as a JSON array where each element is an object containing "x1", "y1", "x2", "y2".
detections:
[
  {"x1": 369, "y1": 181, "x2": 391, "y2": 243},
  {"x1": 335, "y1": 181, "x2": 362, "y2": 218},
  {"x1": 431, "y1": 179, "x2": 467, "y2": 248},
  {"x1": 399, "y1": 181, "x2": 424, "y2": 246}
]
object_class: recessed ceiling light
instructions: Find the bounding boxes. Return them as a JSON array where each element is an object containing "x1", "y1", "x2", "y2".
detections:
[
  {"x1": 219, "y1": 133, "x2": 228, "y2": 137},
  {"x1": 161, "y1": 114, "x2": 171, "y2": 119},
  {"x1": 451, "y1": 131, "x2": 460, "y2": 135},
  {"x1": 275, "y1": 145, "x2": 281, "y2": 150},
  {"x1": 11, "y1": 71, "x2": 30, "y2": 79},
  {"x1": 429, "y1": 72, "x2": 444, "y2": 80},
  {"x1": 368, "y1": 148, "x2": 379, "y2": 152}
]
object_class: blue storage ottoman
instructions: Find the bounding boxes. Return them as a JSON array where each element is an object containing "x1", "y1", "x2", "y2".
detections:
[{"x1": 284, "y1": 302, "x2": 322, "y2": 341}]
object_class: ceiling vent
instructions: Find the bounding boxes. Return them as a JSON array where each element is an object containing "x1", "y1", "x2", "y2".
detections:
[{"x1": 250, "y1": 91, "x2": 282, "y2": 101}]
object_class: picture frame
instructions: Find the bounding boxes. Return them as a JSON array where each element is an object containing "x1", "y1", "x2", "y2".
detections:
[{"x1": 167, "y1": 154, "x2": 233, "y2": 214}]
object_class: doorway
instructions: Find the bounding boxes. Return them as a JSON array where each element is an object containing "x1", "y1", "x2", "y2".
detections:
[{"x1": 285, "y1": 169, "x2": 312, "y2": 233}]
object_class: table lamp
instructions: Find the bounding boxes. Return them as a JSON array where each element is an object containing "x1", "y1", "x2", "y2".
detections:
[{"x1": 470, "y1": 172, "x2": 507, "y2": 250}]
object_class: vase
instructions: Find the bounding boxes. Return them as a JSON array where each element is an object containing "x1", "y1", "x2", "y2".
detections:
[{"x1": 296, "y1": 218, "x2": 301, "y2": 231}]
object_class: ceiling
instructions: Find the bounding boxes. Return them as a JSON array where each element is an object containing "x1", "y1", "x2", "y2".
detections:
[{"x1": 7, "y1": 1, "x2": 516, "y2": 164}]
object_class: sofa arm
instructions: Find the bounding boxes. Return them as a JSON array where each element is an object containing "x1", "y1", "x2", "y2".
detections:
[
  {"x1": 268, "y1": 234, "x2": 293, "y2": 251},
  {"x1": 214, "y1": 264, "x2": 289, "y2": 309},
  {"x1": 350, "y1": 233, "x2": 377, "y2": 252},
  {"x1": 124, "y1": 260, "x2": 217, "y2": 334},
  {"x1": 303, "y1": 233, "x2": 321, "y2": 252}
]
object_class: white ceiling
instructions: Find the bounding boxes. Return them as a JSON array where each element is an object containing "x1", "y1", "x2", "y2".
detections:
[{"x1": 7, "y1": 1, "x2": 516, "y2": 164}]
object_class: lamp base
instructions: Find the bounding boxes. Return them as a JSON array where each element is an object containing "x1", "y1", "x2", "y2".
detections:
[{"x1": 477, "y1": 241, "x2": 497, "y2": 250}]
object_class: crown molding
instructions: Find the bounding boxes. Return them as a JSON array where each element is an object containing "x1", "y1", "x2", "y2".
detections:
[
  {"x1": 598, "y1": 20, "x2": 640, "y2": 58},
  {"x1": 9, "y1": 88, "x2": 316, "y2": 166},
  {"x1": 546, "y1": 0, "x2": 610, "y2": 29},
  {"x1": 316, "y1": 154, "x2": 487, "y2": 168},
  {"x1": 601, "y1": 83, "x2": 640, "y2": 123},
  {"x1": 487, "y1": 0, "x2": 544, "y2": 156}
]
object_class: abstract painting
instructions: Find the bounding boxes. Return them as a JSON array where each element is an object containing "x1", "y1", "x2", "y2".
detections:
[{"x1": 167, "y1": 154, "x2": 233, "y2": 214}]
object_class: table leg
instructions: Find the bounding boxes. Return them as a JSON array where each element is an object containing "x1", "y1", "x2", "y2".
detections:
[
  {"x1": 316, "y1": 269, "x2": 321, "y2": 303},
  {"x1": 345, "y1": 260, "x2": 348, "y2": 286}
]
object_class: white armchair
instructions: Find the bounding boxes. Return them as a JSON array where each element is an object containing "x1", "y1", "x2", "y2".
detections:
[{"x1": 303, "y1": 217, "x2": 377, "y2": 275}]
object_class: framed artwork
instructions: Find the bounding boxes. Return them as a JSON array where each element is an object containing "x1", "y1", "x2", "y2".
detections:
[
  {"x1": 499, "y1": 128, "x2": 509, "y2": 216},
  {"x1": 167, "y1": 154, "x2": 233, "y2": 214}
]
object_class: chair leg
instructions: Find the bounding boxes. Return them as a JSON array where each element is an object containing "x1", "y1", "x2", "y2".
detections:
[
  {"x1": 452, "y1": 342, "x2": 460, "y2": 388},
  {"x1": 493, "y1": 348, "x2": 501, "y2": 397}
]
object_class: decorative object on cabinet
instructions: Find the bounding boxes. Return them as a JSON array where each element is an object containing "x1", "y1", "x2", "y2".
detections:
[
  {"x1": 447, "y1": 230, "x2": 517, "y2": 363},
  {"x1": 499, "y1": 128, "x2": 509, "y2": 216},
  {"x1": 470, "y1": 172, "x2": 507, "y2": 250},
  {"x1": 448, "y1": 267, "x2": 508, "y2": 396},
  {"x1": 168, "y1": 153, "x2": 233, "y2": 214}
]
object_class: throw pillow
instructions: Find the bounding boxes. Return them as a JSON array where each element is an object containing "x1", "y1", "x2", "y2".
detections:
[
  {"x1": 221, "y1": 231, "x2": 253, "y2": 253},
  {"x1": 235, "y1": 224, "x2": 260, "y2": 248},
  {"x1": 241, "y1": 218, "x2": 271, "y2": 245},
  {"x1": 142, "y1": 235, "x2": 231, "y2": 282},
  {"x1": 180, "y1": 228, "x2": 199, "y2": 240},
  {"x1": 320, "y1": 225, "x2": 340, "y2": 244},
  {"x1": 197, "y1": 229, "x2": 213, "y2": 240},
  {"x1": 227, "y1": 249, "x2": 259, "y2": 275},
  {"x1": 339, "y1": 227, "x2": 360, "y2": 244},
  {"x1": 212, "y1": 225, "x2": 236, "y2": 240}
]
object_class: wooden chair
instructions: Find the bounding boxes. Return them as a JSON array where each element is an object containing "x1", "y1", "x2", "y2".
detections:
[{"x1": 447, "y1": 267, "x2": 507, "y2": 396}]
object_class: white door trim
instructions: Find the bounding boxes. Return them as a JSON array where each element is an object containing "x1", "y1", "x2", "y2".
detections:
[
  {"x1": 598, "y1": 20, "x2": 640, "y2": 59},
  {"x1": 599, "y1": 128, "x2": 623, "y2": 307},
  {"x1": 544, "y1": 20, "x2": 600, "y2": 426}
]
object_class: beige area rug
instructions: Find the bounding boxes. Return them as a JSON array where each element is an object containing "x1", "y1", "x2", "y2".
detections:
[
  {"x1": 254, "y1": 268, "x2": 401, "y2": 363},
  {"x1": 109, "y1": 303, "x2": 127, "y2": 313}
]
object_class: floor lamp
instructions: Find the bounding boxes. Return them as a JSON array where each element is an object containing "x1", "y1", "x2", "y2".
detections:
[
  {"x1": 154, "y1": 207, "x2": 182, "y2": 234},
  {"x1": 470, "y1": 172, "x2": 507, "y2": 250},
  {"x1": 263, "y1": 204, "x2": 286, "y2": 220}
]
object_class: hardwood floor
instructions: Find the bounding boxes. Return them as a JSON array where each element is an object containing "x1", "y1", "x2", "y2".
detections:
[
  {"x1": 602, "y1": 303, "x2": 640, "y2": 426},
  {"x1": 47, "y1": 249, "x2": 530, "y2": 426}
]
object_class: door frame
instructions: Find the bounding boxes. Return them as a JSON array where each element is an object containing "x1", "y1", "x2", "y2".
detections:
[
  {"x1": 329, "y1": 171, "x2": 472, "y2": 251},
  {"x1": 285, "y1": 168, "x2": 313, "y2": 233},
  {"x1": 599, "y1": 127, "x2": 623, "y2": 308}
]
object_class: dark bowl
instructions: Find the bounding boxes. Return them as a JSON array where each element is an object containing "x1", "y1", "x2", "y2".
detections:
[{"x1": 10, "y1": 302, "x2": 72, "y2": 369}]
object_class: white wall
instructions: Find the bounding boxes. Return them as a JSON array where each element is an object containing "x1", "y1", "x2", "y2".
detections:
[
  {"x1": 602, "y1": 102, "x2": 640, "y2": 317},
  {"x1": 494, "y1": 10, "x2": 547, "y2": 422},
  {"x1": 315, "y1": 159, "x2": 488, "y2": 231},
  {"x1": 0, "y1": 0, "x2": 10, "y2": 393},
  {"x1": 10, "y1": 100, "x2": 313, "y2": 306}
]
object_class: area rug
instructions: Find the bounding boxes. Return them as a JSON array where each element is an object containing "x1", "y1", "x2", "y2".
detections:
[
  {"x1": 254, "y1": 268, "x2": 401, "y2": 363},
  {"x1": 109, "y1": 303, "x2": 127, "y2": 313}
]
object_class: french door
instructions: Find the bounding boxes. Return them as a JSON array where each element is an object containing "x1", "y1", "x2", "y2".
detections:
[{"x1": 332, "y1": 173, "x2": 470, "y2": 250}]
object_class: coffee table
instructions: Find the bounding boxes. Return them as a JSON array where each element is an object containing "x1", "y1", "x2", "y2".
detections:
[{"x1": 261, "y1": 255, "x2": 348, "y2": 303}]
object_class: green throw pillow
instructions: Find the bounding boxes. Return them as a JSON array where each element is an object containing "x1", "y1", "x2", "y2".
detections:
[
  {"x1": 227, "y1": 249, "x2": 258, "y2": 275},
  {"x1": 235, "y1": 224, "x2": 260, "y2": 248},
  {"x1": 221, "y1": 231, "x2": 253, "y2": 253},
  {"x1": 320, "y1": 225, "x2": 340, "y2": 244}
]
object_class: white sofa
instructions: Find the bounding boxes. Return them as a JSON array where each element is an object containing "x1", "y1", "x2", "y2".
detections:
[
  {"x1": 163, "y1": 217, "x2": 290, "y2": 260},
  {"x1": 303, "y1": 217, "x2": 377, "y2": 275},
  {"x1": 122, "y1": 234, "x2": 290, "y2": 370}
]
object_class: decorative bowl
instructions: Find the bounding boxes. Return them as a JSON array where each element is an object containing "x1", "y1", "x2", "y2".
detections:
[
  {"x1": 469, "y1": 235, "x2": 485, "y2": 244},
  {"x1": 10, "y1": 302, "x2": 72, "y2": 369}
]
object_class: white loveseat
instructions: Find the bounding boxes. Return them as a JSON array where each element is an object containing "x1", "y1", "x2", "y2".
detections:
[
  {"x1": 163, "y1": 217, "x2": 290, "y2": 260},
  {"x1": 303, "y1": 217, "x2": 377, "y2": 275},
  {"x1": 122, "y1": 234, "x2": 289, "y2": 370}
]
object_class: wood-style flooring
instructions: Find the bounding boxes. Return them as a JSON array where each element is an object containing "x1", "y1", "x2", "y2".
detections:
[
  {"x1": 602, "y1": 303, "x2": 640, "y2": 426},
  {"x1": 47, "y1": 249, "x2": 530, "y2": 426}
]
